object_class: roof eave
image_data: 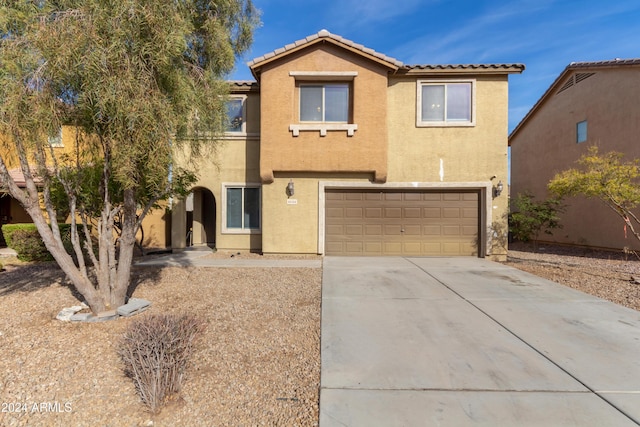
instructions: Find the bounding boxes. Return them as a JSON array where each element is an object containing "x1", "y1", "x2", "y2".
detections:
[{"x1": 400, "y1": 64, "x2": 525, "y2": 76}]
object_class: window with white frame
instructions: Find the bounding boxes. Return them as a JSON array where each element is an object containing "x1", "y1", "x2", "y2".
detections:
[
  {"x1": 576, "y1": 120, "x2": 587, "y2": 143},
  {"x1": 225, "y1": 96, "x2": 246, "y2": 134},
  {"x1": 223, "y1": 184, "x2": 261, "y2": 233},
  {"x1": 300, "y1": 83, "x2": 350, "y2": 122},
  {"x1": 48, "y1": 128, "x2": 63, "y2": 147},
  {"x1": 417, "y1": 80, "x2": 475, "y2": 126}
]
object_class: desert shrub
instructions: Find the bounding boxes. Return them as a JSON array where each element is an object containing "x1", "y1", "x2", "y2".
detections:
[
  {"x1": 509, "y1": 192, "x2": 564, "y2": 245},
  {"x1": 2, "y1": 223, "x2": 81, "y2": 262},
  {"x1": 118, "y1": 313, "x2": 205, "y2": 414}
]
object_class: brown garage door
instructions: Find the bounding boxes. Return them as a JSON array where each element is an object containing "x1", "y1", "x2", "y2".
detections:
[{"x1": 325, "y1": 189, "x2": 480, "y2": 256}]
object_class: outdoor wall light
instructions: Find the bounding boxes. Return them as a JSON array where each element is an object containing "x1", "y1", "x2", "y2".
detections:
[
  {"x1": 493, "y1": 180, "x2": 504, "y2": 198},
  {"x1": 286, "y1": 179, "x2": 295, "y2": 198}
]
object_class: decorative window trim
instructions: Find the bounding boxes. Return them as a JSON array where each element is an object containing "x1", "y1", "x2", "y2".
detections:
[
  {"x1": 221, "y1": 182, "x2": 262, "y2": 234},
  {"x1": 224, "y1": 95, "x2": 247, "y2": 137},
  {"x1": 416, "y1": 79, "x2": 476, "y2": 127},
  {"x1": 289, "y1": 71, "x2": 358, "y2": 81},
  {"x1": 292, "y1": 79, "x2": 357, "y2": 136},
  {"x1": 289, "y1": 123, "x2": 358, "y2": 137}
]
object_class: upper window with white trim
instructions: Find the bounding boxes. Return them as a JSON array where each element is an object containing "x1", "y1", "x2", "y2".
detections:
[
  {"x1": 417, "y1": 80, "x2": 475, "y2": 127},
  {"x1": 225, "y1": 96, "x2": 246, "y2": 135},
  {"x1": 48, "y1": 128, "x2": 63, "y2": 147},
  {"x1": 300, "y1": 83, "x2": 350, "y2": 122},
  {"x1": 289, "y1": 71, "x2": 358, "y2": 137}
]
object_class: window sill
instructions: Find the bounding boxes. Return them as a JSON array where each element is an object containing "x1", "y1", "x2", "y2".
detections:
[
  {"x1": 289, "y1": 124, "x2": 358, "y2": 137},
  {"x1": 221, "y1": 229, "x2": 262, "y2": 235},
  {"x1": 416, "y1": 121, "x2": 475, "y2": 128}
]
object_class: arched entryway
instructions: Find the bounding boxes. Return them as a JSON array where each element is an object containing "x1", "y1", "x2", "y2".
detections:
[{"x1": 186, "y1": 187, "x2": 216, "y2": 248}]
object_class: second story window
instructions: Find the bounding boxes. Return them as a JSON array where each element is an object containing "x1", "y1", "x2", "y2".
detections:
[
  {"x1": 48, "y1": 128, "x2": 63, "y2": 147},
  {"x1": 225, "y1": 96, "x2": 246, "y2": 134},
  {"x1": 417, "y1": 80, "x2": 475, "y2": 127},
  {"x1": 300, "y1": 84, "x2": 349, "y2": 122}
]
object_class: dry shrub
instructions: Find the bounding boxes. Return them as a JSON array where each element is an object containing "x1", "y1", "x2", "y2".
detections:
[{"x1": 118, "y1": 313, "x2": 205, "y2": 413}]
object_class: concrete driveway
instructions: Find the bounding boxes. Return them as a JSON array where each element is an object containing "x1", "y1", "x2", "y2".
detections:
[{"x1": 320, "y1": 256, "x2": 640, "y2": 426}]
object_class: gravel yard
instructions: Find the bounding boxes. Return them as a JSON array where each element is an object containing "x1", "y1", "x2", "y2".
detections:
[
  {"x1": 0, "y1": 254, "x2": 321, "y2": 427},
  {"x1": 505, "y1": 241, "x2": 640, "y2": 311},
  {"x1": 1, "y1": 243, "x2": 639, "y2": 426}
]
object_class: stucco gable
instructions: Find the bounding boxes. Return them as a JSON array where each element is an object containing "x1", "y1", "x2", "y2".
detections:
[{"x1": 248, "y1": 29, "x2": 403, "y2": 80}]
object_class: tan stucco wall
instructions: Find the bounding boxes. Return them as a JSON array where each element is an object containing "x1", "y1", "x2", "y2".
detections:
[
  {"x1": 261, "y1": 173, "x2": 372, "y2": 254},
  {"x1": 171, "y1": 89, "x2": 262, "y2": 252},
  {"x1": 510, "y1": 68, "x2": 640, "y2": 250},
  {"x1": 258, "y1": 44, "x2": 390, "y2": 183}
]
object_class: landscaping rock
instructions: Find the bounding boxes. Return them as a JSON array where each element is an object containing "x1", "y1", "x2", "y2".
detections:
[
  {"x1": 117, "y1": 298, "x2": 151, "y2": 317},
  {"x1": 56, "y1": 303, "x2": 89, "y2": 322}
]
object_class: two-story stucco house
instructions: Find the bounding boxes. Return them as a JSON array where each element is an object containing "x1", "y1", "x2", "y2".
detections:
[
  {"x1": 509, "y1": 59, "x2": 640, "y2": 251},
  {"x1": 171, "y1": 30, "x2": 524, "y2": 260}
]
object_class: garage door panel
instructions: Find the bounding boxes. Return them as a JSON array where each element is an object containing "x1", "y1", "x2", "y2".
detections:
[
  {"x1": 443, "y1": 208, "x2": 461, "y2": 218},
  {"x1": 384, "y1": 207, "x2": 402, "y2": 218},
  {"x1": 345, "y1": 242, "x2": 363, "y2": 253},
  {"x1": 365, "y1": 207, "x2": 382, "y2": 218},
  {"x1": 443, "y1": 225, "x2": 461, "y2": 235},
  {"x1": 384, "y1": 224, "x2": 402, "y2": 235},
  {"x1": 423, "y1": 208, "x2": 441, "y2": 218},
  {"x1": 423, "y1": 225, "x2": 441, "y2": 235},
  {"x1": 463, "y1": 225, "x2": 479, "y2": 236},
  {"x1": 404, "y1": 207, "x2": 421, "y2": 218},
  {"x1": 345, "y1": 225, "x2": 363, "y2": 236},
  {"x1": 325, "y1": 190, "x2": 480, "y2": 256},
  {"x1": 346, "y1": 208, "x2": 364, "y2": 218},
  {"x1": 384, "y1": 193, "x2": 402, "y2": 201},
  {"x1": 383, "y1": 242, "x2": 402, "y2": 254},
  {"x1": 326, "y1": 224, "x2": 344, "y2": 235},
  {"x1": 403, "y1": 225, "x2": 421, "y2": 235}
]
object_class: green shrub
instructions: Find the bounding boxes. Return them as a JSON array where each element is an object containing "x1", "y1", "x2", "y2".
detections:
[{"x1": 2, "y1": 223, "x2": 80, "y2": 262}]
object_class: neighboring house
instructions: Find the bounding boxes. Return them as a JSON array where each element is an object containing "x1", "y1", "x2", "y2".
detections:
[
  {"x1": 171, "y1": 30, "x2": 523, "y2": 260},
  {"x1": 509, "y1": 58, "x2": 640, "y2": 251},
  {"x1": 0, "y1": 127, "x2": 169, "y2": 249}
]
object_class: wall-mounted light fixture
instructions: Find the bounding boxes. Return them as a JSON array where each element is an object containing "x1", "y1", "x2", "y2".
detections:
[
  {"x1": 286, "y1": 179, "x2": 295, "y2": 198},
  {"x1": 493, "y1": 180, "x2": 504, "y2": 198},
  {"x1": 490, "y1": 176, "x2": 503, "y2": 198}
]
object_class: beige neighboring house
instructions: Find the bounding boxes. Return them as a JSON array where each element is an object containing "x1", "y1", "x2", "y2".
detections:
[
  {"x1": 509, "y1": 58, "x2": 640, "y2": 251},
  {"x1": 171, "y1": 30, "x2": 524, "y2": 260},
  {"x1": 0, "y1": 127, "x2": 170, "y2": 249}
]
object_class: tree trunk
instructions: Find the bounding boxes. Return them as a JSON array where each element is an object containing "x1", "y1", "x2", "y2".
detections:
[
  {"x1": 28, "y1": 200, "x2": 107, "y2": 312},
  {"x1": 112, "y1": 188, "x2": 138, "y2": 307}
]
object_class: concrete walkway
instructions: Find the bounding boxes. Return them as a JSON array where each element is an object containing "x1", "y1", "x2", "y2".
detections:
[
  {"x1": 320, "y1": 256, "x2": 640, "y2": 426},
  {"x1": 134, "y1": 249, "x2": 322, "y2": 268}
]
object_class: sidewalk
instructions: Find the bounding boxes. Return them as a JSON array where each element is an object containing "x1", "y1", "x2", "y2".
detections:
[{"x1": 134, "y1": 249, "x2": 322, "y2": 268}]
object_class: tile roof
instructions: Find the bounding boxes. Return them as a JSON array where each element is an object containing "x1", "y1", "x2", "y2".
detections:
[
  {"x1": 247, "y1": 30, "x2": 524, "y2": 80},
  {"x1": 248, "y1": 29, "x2": 404, "y2": 70},
  {"x1": 1, "y1": 168, "x2": 28, "y2": 188},
  {"x1": 568, "y1": 58, "x2": 640, "y2": 68},
  {"x1": 402, "y1": 63, "x2": 525, "y2": 73}
]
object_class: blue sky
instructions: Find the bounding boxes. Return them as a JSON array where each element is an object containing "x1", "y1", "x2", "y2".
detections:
[{"x1": 230, "y1": 0, "x2": 640, "y2": 133}]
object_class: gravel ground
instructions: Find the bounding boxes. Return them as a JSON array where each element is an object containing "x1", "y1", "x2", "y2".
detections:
[
  {"x1": 505, "y1": 241, "x2": 640, "y2": 311},
  {"x1": 2, "y1": 244, "x2": 639, "y2": 426},
  {"x1": 0, "y1": 255, "x2": 321, "y2": 427}
]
